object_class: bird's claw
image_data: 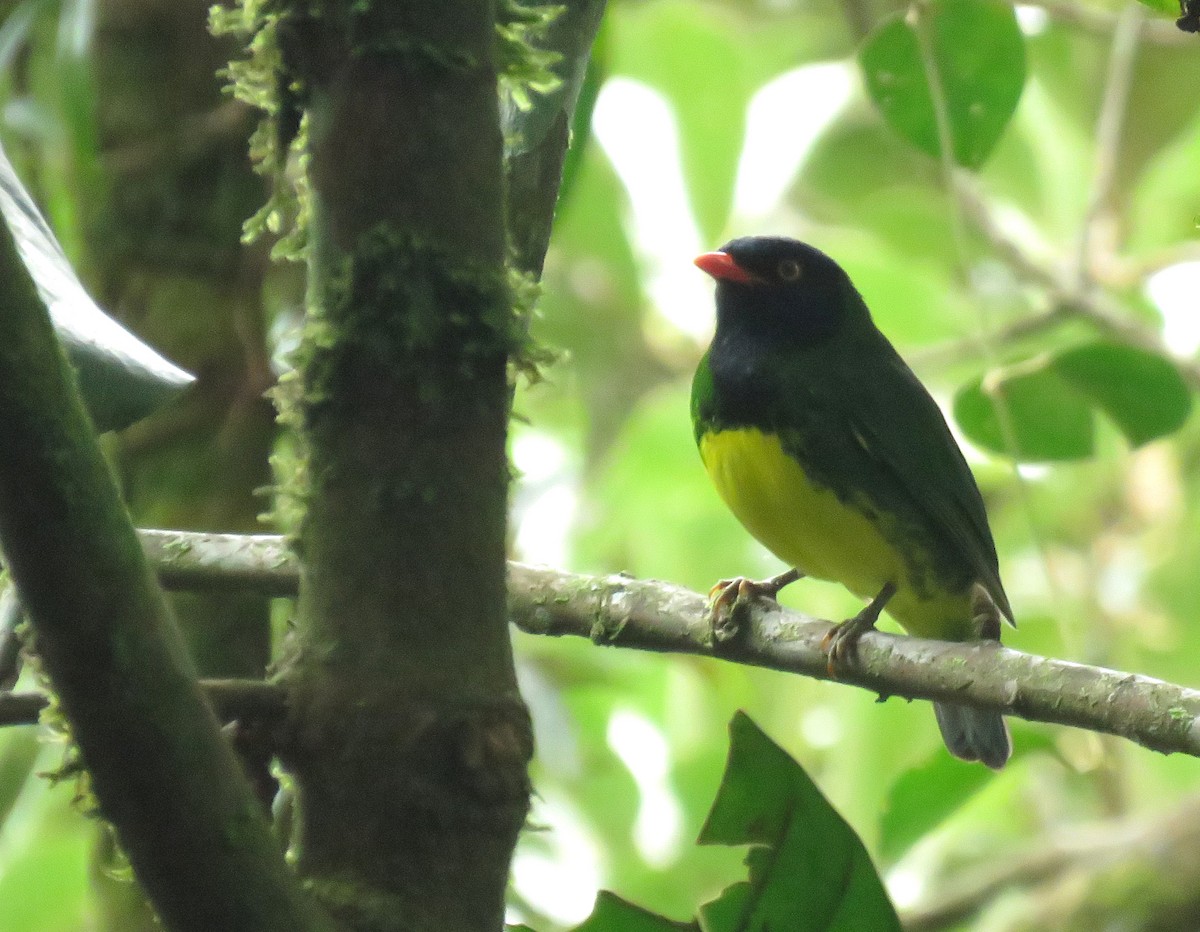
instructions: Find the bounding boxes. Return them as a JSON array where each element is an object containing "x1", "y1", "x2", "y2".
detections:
[
  {"x1": 706, "y1": 569, "x2": 803, "y2": 643},
  {"x1": 820, "y1": 581, "x2": 897, "y2": 677},
  {"x1": 706, "y1": 569, "x2": 802, "y2": 644},
  {"x1": 707, "y1": 577, "x2": 760, "y2": 643},
  {"x1": 820, "y1": 613, "x2": 875, "y2": 676}
]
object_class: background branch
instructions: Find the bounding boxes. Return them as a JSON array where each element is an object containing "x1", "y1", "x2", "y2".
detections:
[
  {"x1": 902, "y1": 793, "x2": 1200, "y2": 930},
  {"x1": 1075, "y1": 4, "x2": 1144, "y2": 289},
  {"x1": 912, "y1": 180, "x2": 1200, "y2": 389},
  {"x1": 0, "y1": 678, "x2": 286, "y2": 728}
]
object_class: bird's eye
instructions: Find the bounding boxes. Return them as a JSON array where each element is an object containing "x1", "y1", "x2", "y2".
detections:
[{"x1": 777, "y1": 259, "x2": 802, "y2": 281}]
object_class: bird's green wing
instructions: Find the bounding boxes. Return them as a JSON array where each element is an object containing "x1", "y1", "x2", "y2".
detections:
[
  {"x1": 848, "y1": 340, "x2": 1011, "y2": 623},
  {"x1": 780, "y1": 333, "x2": 1013, "y2": 625}
]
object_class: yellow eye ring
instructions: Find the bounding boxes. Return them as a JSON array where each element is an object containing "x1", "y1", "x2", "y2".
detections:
[{"x1": 777, "y1": 259, "x2": 802, "y2": 281}]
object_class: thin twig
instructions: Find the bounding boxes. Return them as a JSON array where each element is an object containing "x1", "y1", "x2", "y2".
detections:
[
  {"x1": 908, "y1": 305, "x2": 1069, "y2": 370},
  {"x1": 141, "y1": 528, "x2": 299, "y2": 596},
  {"x1": 1075, "y1": 4, "x2": 1145, "y2": 289},
  {"x1": 0, "y1": 678, "x2": 288, "y2": 728},
  {"x1": 911, "y1": 3, "x2": 1062, "y2": 631},
  {"x1": 954, "y1": 182, "x2": 1200, "y2": 389}
]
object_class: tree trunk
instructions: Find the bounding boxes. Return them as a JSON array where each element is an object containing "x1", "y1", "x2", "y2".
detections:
[{"x1": 280, "y1": 4, "x2": 532, "y2": 929}]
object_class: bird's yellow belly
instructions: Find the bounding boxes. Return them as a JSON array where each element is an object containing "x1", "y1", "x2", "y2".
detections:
[{"x1": 699, "y1": 428, "x2": 971, "y2": 639}]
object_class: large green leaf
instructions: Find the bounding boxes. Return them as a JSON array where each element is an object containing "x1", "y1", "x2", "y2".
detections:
[
  {"x1": 0, "y1": 143, "x2": 193, "y2": 431},
  {"x1": 859, "y1": 0, "x2": 1026, "y2": 169},
  {"x1": 1055, "y1": 342, "x2": 1193, "y2": 447},
  {"x1": 565, "y1": 714, "x2": 899, "y2": 932},
  {"x1": 696, "y1": 713, "x2": 900, "y2": 932},
  {"x1": 954, "y1": 341, "x2": 1193, "y2": 461}
]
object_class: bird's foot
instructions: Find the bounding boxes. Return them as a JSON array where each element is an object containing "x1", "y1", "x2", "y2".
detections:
[
  {"x1": 970, "y1": 582, "x2": 1004, "y2": 642},
  {"x1": 707, "y1": 568, "x2": 803, "y2": 644},
  {"x1": 820, "y1": 581, "x2": 897, "y2": 676}
]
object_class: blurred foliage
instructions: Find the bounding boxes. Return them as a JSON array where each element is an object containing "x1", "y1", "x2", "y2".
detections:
[
  {"x1": 513, "y1": 0, "x2": 1200, "y2": 927},
  {"x1": 955, "y1": 340, "x2": 1193, "y2": 460},
  {"x1": 1, "y1": 0, "x2": 1200, "y2": 930}
]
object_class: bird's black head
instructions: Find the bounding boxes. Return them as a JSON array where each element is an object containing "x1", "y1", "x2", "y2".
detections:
[{"x1": 695, "y1": 236, "x2": 869, "y2": 347}]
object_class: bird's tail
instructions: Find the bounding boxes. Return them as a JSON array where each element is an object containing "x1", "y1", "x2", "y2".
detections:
[
  {"x1": 933, "y1": 702, "x2": 1011, "y2": 769},
  {"x1": 933, "y1": 582, "x2": 1012, "y2": 769}
]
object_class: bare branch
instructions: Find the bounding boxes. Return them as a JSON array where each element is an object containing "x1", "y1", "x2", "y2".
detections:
[
  {"x1": 948, "y1": 182, "x2": 1200, "y2": 389},
  {"x1": 902, "y1": 794, "x2": 1200, "y2": 930},
  {"x1": 100, "y1": 531, "x2": 1200, "y2": 758},
  {"x1": 0, "y1": 690, "x2": 45, "y2": 726},
  {"x1": 141, "y1": 528, "x2": 299, "y2": 596},
  {"x1": 506, "y1": 563, "x2": 1200, "y2": 757},
  {"x1": 0, "y1": 678, "x2": 287, "y2": 728},
  {"x1": 1075, "y1": 4, "x2": 1145, "y2": 288}
]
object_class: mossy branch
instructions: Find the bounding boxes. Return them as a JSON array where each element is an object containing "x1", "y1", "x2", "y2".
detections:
[
  {"x1": 0, "y1": 210, "x2": 329, "y2": 928},
  {"x1": 46, "y1": 529, "x2": 1197, "y2": 758}
]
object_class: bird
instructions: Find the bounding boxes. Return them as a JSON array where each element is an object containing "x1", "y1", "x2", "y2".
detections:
[{"x1": 691, "y1": 235, "x2": 1012, "y2": 769}]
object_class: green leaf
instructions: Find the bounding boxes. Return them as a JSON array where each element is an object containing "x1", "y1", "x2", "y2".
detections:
[
  {"x1": 954, "y1": 342, "x2": 1193, "y2": 462},
  {"x1": 0, "y1": 144, "x2": 193, "y2": 431},
  {"x1": 859, "y1": 0, "x2": 1026, "y2": 169},
  {"x1": 696, "y1": 712, "x2": 900, "y2": 932},
  {"x1": 954, "y1": 362, "x2": 1096, "y2": 461},
  {"x1": 573, "y1": 891, "x2": 697, "y2": 931},
  {"x1": 1054, "y1": 342, "x2": 1192, "y2": 448}
]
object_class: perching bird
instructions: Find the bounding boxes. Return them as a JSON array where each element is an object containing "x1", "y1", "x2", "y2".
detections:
[{"x1": 692, "y1": 236, "x2": 1012, "y2": 769}]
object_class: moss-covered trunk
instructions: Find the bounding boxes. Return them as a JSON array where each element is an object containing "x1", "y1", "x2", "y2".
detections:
[{"x1": 280, "y1": 4, "x2": 532, "y2": 929}]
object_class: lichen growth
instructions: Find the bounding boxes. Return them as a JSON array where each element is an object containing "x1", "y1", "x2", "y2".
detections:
[
  {"x1": 496, "y1": 0, "x2": 564, "y2": 113},
  {"x1": 210, "y1": 1, "x2": 311, "y2": 259}
]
